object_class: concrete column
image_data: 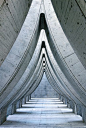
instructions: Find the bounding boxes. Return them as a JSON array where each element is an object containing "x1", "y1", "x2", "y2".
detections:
[
  {"x1": 30, "y1": 95, "x2": 31, "y2": 100},
  {"x1": 63, "y1": 98, "x2": 67, "y2": 105},
  {"x1": 67, "y1": 100, "x2": 70, "y2": 108},
  {"x1": 24, "y1": 97, "x2": 26, "y2": 104},
  {"x1": 69, "y1": 101, "x2": 74, "y2": 113},
  {"x1": 7, "y1": 104, "x2": 12, "y2": 116},
  {"x1": 0, "y1": 107, "x2": 7, "y2": 125},
  {"x1": 22, "y1": 97, "x2": 26, "y2": 105},
  {"x1": 22, "y1": 98, "x2": 25, "y2": 105},
  {"x1": 62, "y1": 96, "x2": 64, "y2": 102},
  {"x1": 11, "y1": 103, "x2": 16, "y2": 115},
  {"x1": 60, "y1": 96, "x2": 63, "y2": 102},
  {"x1": 58, "y1": 95, "x2": 61, "y2": 100},
  {"x1": 19, "y1": 99, "x2": 22, "y2": 108},
  {"x1": 74, "y1": 104, "x2": 82, "y2": 116},
  {"x1": 16, "y1": 101, "x2": 20, "y2": 109},
  {"x1": 28, "y1": 96, "x2": 29, "y2": 101},
  {"x1": 26, "y1": 96, "x2": 29, "y2": 102},
  {"x1": 58, "y1": 94, "x2": 60, "y2": 99},
  {"x1": 63, "y1": 97, "x2": 65, "y2": 104},
  {"x1": 76, "y1": 105, "x2": 82, "y2": 116},
  {"x1": 70, "y1": 101, "x2": 74, "y2": 111},
  {"x1": 57, "y1": 93, "x2": 59, "y2": 98},
  {"x1": 74, "y1": 103, "x2": 77, "y2": 114},
  {"x1": 82, "y1": 106, "x2": 86, "y2": 124},
  {"x1": 29, "y1": 95, "x2": 31, "y2": 100}
]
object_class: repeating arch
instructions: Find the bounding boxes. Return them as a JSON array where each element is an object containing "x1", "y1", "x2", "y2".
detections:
[{"x1": 0, "y1": 0, "x2": 86, "y2": 124}]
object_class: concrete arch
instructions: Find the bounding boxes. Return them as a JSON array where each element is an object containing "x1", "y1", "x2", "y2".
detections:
[
  {"x1": 0, "y1": 30, "x2": 44, "y2": 109},
  {"x1": 51, "y1": 0, "x2": 86, "y2": 68},
  {"x1": 0, "y1": 0, "x2": 32, "y2": 65},
  {"x1": 44, "y1": 0, "x2": 86, "y2": 106},
  {"x1": 0, "y1": 0, "x2": 86, "y2": 124},
  {"x1": 0, "y1": 0, "x2": 42, "y2": 102}
]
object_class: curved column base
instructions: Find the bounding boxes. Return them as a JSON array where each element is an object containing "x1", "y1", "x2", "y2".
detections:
[{"x1": 0, "y1": 107, "x2": 7, "y2": 125}]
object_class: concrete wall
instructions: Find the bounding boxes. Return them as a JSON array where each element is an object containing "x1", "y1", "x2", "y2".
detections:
[
  {"x1": 0, "y1": 0, "x2": 32, "y2": 65},
  {"x1": 31, "y1": 73, "x2": 58, "y2": 98}
]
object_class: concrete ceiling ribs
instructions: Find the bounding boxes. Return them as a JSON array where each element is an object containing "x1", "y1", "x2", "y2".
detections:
[{"x1": 0, "y1": 0, "x2": 86, "y2": 125}]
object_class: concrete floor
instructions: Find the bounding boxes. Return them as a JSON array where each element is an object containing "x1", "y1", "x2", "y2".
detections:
[{"x1": 1, "y1": 98, "x2": 86, "y2": 128}]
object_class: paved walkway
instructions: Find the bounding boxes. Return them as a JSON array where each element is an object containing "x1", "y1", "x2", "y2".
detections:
[{"x1": 1, "y1": 98, "x2": 86, "y2": 128}]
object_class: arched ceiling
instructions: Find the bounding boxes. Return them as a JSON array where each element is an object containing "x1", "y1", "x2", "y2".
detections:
[
  {"x1": 51, "y1": 0, "x2": 86, "y2": 68},
  {"x1": 0, "y1": 0, "x2": 32, "y2": 65},
  {"x1": 0, "y1": 0, "x2": 86, "y2": 124}
]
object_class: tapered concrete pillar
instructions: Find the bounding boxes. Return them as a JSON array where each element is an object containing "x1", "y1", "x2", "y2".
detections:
[
  {"x1": 67, "y1": 100, "x2": 70, "y2": 108},
  {"x1": 76, "y1": 105, "x2": 82, "y2": 116},
  {"x1": 28, "y1": 95, "x2": 30, "y2": 101},
  {"x1": 16, "y1": 100, "x2": 22, "y2": 108},
  {"x1": 26, "y1": 96, "x2": 29, "y2": 102},
  {"x1": 63, "y1": 98, "x2": 65, "y2": 104},
  {"x1": 19, "y1": 99, "x2": 22, "y2": 108},
  {"x1": 74, "y1": 103, "x2": 77, "y2": 114},
  {"x1": 74, "y1": 104, "x2": 82, "y2": 116},
  {"x1": 24, "y1": 97, "x2": 26, "y2": 104},
  {"x1": 22, "y1": 98, "x2": 26, "y2": 105},
  {"x1": 58, "y1": 95, "x2": 61, "y2": 101},
  {"x1": 0, "y1": 107, "x2": 7, "y2": 125},
  {"x1": 62, "y1": 96, "x2": 64, "y2": 102},
  {"x1": 7, "y1": 104, "x2": 13, "y2": 116},
  {"x1": 58, "y1": 94, "x2": 60, "y2": 99},
  {"x1": 11, "y1": 103, "x2": 16, "y2": 115},
  {"x1": 29, "y1": 95, "x2": 31, "y2": 100},
  {"x1": 16, "y1": 101, "x2": 20, "y2": 109},
  {"x1": 69, "y1": 101, "x2": 74, "y2": 113},
  {"x1": 82, "y1": 106, "x2": 86, "y2": 124},
  {"x1": 60, "y1": 96, "x2": 63, "y2": 102},
  {"x1": 63, "y1": 98, "x2": 67, "y2": 105},
  {"x1": 70, "y1": 101, "x2": 74, "y2": 111}
]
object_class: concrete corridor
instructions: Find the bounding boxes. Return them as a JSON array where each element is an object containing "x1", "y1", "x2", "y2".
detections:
[{"x1": 1, "y1": 98, "x2": 86, "y2": 128}]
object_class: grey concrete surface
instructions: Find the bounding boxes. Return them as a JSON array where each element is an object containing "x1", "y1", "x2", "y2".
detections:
[
  {"x1": 1, "y1": 98, "x2": 86, "y2": 128},
  {"x1": 0, "y1": 30, "x2": 43, "y2": 109},
  {"x1": 44, "y1": 0, "x2": 86, "y2": 106},
  {"x1": 31, "y1": 73, "x2": 58, "y2": 98},
  {"x1": 0, "y1": 0, "x2": 86, "y2": 126},
  {"x1": 51, "y1": 0, "x2": 86, "y2": 69},
  {"x1": 0, "y1": 0, "x2": 32, "y2": 65},
  {"x1": 0, "y1": 0, "x2": 42, "y2": 107}
]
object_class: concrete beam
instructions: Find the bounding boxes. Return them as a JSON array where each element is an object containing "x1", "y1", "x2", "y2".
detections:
[
  {"x1": 44, "y1": 0, "x2": 86, "y2": 106},
  {"x1": 0, "y1": 0, "x2": 42, "y2": 109},
  {"x1": 0, "y1": 107, "x2": 7, "y2": 125},
  {"x1": 51, "y1": 0, "x2": 86, "y2": 69},
  {"x1": 0, "y1": 0, "x2": 31, "y2": 65},
  {"x1": 10, "y1": 50, "x2": 44, "y2": 105}
]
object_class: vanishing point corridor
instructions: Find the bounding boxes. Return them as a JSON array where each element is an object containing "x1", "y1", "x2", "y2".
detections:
[{"x1": 0, "y1": 0, "x2": 86, "y2": 127}]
